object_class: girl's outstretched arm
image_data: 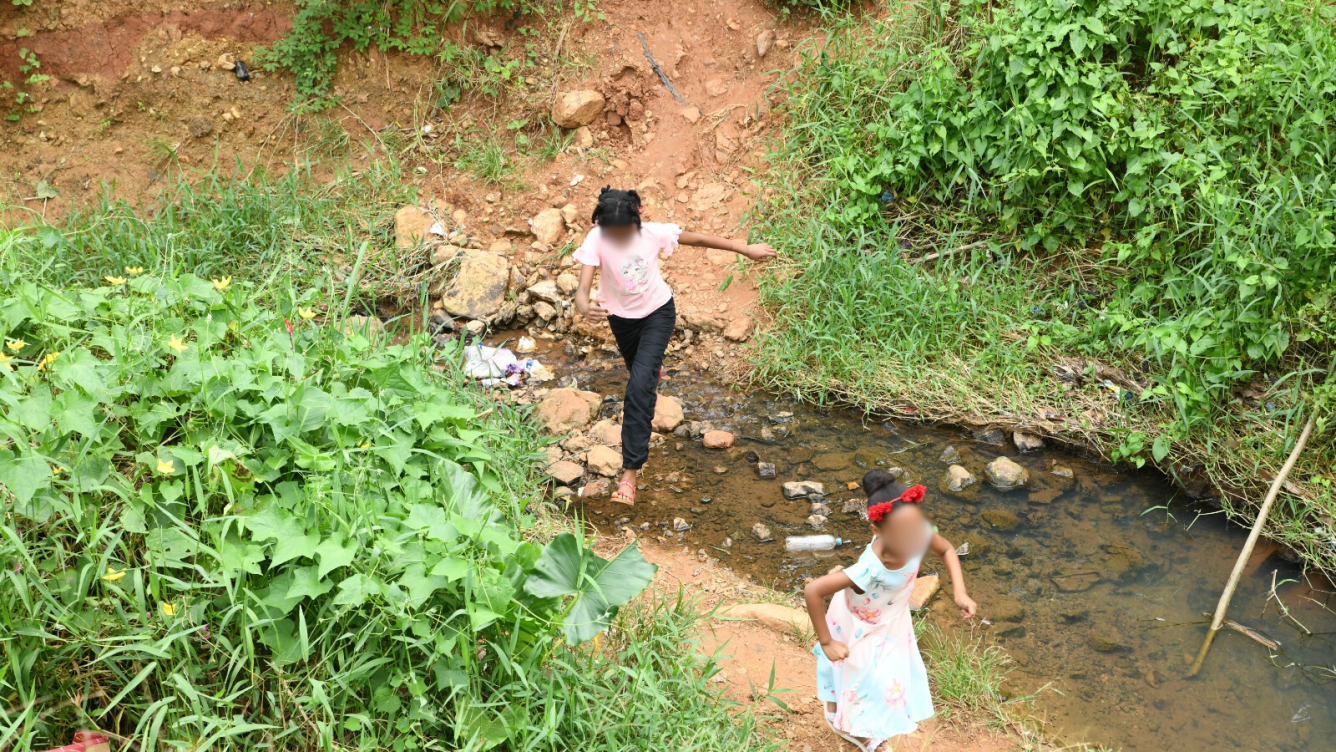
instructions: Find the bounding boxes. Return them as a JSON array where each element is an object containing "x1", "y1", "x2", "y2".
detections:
[
  {"x1": 804, "y1": 571, "x2": 855, "y2": 661},
  {"x1": 929, "y1": 534, "x2": 978, "y2": 619},
  {"x1": 679, "y1": 230, "x2": 777, "y2": 261}
]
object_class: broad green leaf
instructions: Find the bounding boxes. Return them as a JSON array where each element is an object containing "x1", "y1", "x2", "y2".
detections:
[
  {"x1": 216, "y1": 530, "x2": 266, "y2": 575},
  {"x1": 398, "y1": 564, "x2": 447, "y2": 608},
  {"x1": 430, "y1": 555, "x2": 469, "y2": 582},
  {"x1": 51, "y1": 348, "x2": 109, "y2": 401},
  {"x1": 246, "y1": 507, "x2": 319, "y2": 567},
  {"x1": 314, "y1": 532, "x2": 358, "y2": 579},
  {"x1": 334, "y1": 573, "x2": 378, "y2": 607},
  {"x1": 285, "y1": 565, "x2": 335, "y2": 602},
  {"x1": 524, "y1": 534, "x2": 657, "y2": 643},
  {"x1": 0, "y1": 449, "x2": 52, "y2": 504},
  {"x1": 54, "y1": 390, "x2": 100, "y2": 437},
  {"x1": 12, "y1": 384, "x2": 52, "y2": 431}
]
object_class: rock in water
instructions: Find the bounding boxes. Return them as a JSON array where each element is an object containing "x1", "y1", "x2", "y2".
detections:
[
  {"x1": 546, "y1": 460, "x2": 584, "y2": 486},
  {"x1": 652, "y1": 395, "x2": 685, "y2": 432},
  {"x1": 980, "y1": 509, "x2": 1020, "y2": 531},
  {"x1": 939, "y1": 445, "x2": 962, "y2": 464},
  {"x1": 782, "y1": 481, "x2": 824, "y2": 499},
  {"x1": 535, "y1": 389, "x2": 602, "y2": 433},
  {"x1": 973, "y1": 426, "x2": 1007, "y2": 445},
  {"x1": 991, "y1": 597, "x2": 1025, "y2": 622},
  {"x1": 530, "y1": 207, "x2": 565, "y2": 245},
  {"x1": 439, "y1": 252, "x2": 509, "y2": 320},
  {"x1": 551, "y1": 90, "x2": 605, "y2": 128},
  {"x1": 805, "y1": 514, "x2": 826, "y2": 530},
  {"x1": 756, "y1": 29, "x2": 776, "y2": 57},
  {"x1": 942, "y1": 464, "x2": 977, "y2": 493},
  {"x1": 910, "y1": 573, "x2": 940, "y2": 611},
  {"x1": 756, "y1": 462, "x2": 776, "y2": 479},
  {"x1": 586, "y1": 445, "x2": 622, "y2": 477},
  {"x1": 1087, "y1": 634, "x2": 1127, "y2": 653},
  {"x1": 1013, "y1": 430, "x2": 1046, "y2": 452},
  {"x1": 702, "y1": 430, "x2": 735, "y2": 449},
  {"x1": 752, "y1": 522, "x2": 773, "y2": 542},
  {"x1": 985, "y1": 456, "x2": 1030, "y2": 490},
  {"x1": 813, "y1": 453, "x2": 851, "y2": 471},
  {"x1": 1050, "y1": 464, "x2": 1075, "y2": 479},
  {"x1": 394, "y1": 206, "x2": 437, "y2": 249}
]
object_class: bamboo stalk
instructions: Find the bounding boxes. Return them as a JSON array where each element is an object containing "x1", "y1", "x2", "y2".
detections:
[{"x1": 1187, "y1": 414, "x2": 1315, "y2": 677}]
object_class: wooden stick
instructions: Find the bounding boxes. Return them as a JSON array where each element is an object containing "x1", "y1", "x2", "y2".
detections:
[
  {"x1": 910, "y1": 239, "x2": 990, "y2": 264},
  {"x1": 1187, "y1": 414, "x2": 1315, "y2": 677}
]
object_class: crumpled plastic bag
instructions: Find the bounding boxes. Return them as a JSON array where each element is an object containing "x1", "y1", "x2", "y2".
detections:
[{"x1": 464, "y1": 344, "x2": 518, "y2": 379}]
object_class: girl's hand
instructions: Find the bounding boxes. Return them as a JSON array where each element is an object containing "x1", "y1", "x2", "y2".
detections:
[
  {"x1": 741, "y1": 242, "x2": 777, "y2": 261},
  {"x1": 954, "y1": 592, "x2": 978, "y2": 619},
  {"x1": 580, "y1": 301, "x2": 609, "y2": 321},
  {"x1": 820, "y1": 640, "x2": 849, "y2": 662}
]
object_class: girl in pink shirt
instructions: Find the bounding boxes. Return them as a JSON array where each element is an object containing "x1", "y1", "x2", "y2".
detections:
[{"x1": 573, "y1": 187, "x2": 776, "y2": 504}]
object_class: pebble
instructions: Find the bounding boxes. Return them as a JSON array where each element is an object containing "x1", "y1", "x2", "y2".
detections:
[
  {"x1": 673, "y1": 517, "x2": 690, "y2": 532},
  {"x1": 752, "y1": 523, "x2": 773, "y2": 542},
  {"x1": 939, "y1": 445, "x2": 962, "y2": 464},
  {"x1": 756, "y1": 462, "x2": 776, "y2": 479}
]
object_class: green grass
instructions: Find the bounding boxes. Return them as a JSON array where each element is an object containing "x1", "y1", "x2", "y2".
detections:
[
  {"x1": 918, "y1": 623, "x2": 1019, "y2": 726},
  {"x1": 0, "y1": 169, "x2": 773, "y2": 752},
  {"x1": 753, "y1": 0, "x2": 1336, "y2": 573}
]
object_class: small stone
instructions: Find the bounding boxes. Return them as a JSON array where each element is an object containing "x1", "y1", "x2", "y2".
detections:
[
  {"x1": 703, "y1": 430, "x2": 735, "y2": 449},
  {"x1": 723, "y1": 316, "x2": 752, "y2": 342},
  {"x1": 582, "y1": 479, "x2": 610, "y2": 498},
  {"x1": 782, "y1": 481, "x2": 824, "y2": 499},
  {"x1": 752, "y1": 523, "x2": 773, "y2": 542},
  {"x1": 217, "y1": 53, "x2": 236, "y2": 70},
  {"x1": 700, "y1": 496, "x2": 713, "y2": 504},
  {"x1": 652, "y1": 395, "x2": 685, "y2": 432},
  {"x1": 534, "y1": 301, "x2": 558, "y2": 321},
  {"x1": 714, "y1": 465, "x2": 728, "y2": 474},
  {"x1": 973, "y1": 427, "x2": 1007, "y2": 445},
  {"x1": 1087, "y1": 634, "x2": 1127, "y2": 653},
  {"x1": 464, "y1": 320, "x2": 486, "y2": 337},
  {"x1": 573, "y1": 126, "x2": 594, "y2": 148},
  {"x1": 991, "y1": 597, "x2": 1025, "y2": 622},
  {"x1": 680, "y1": 106, "x2": 702, "y2": 123},
  {"x1": 809, "y1": 501, "x2": 831, "y2": 516},
  {"x1": 188, "y1": 117, "x2": 213, "y2": 139},
  {"x1": 805, "y1": 514, "x2": 826, "y2": 530},
  {"x1": 756, "y1": 29, "x2": 776, "y2": 57},
  {"x1": 939, "y1": 445, "x2": 962, "y2": 464},
  {"x1": 759, "y1": 426, "x2": 775, "y2": 442},
  {"x1": 673, "y1": 517, "x2": 691, "y2": 532},
  {"x1": 756, "y1": 462, "x2": 776, "y2": 480},
  {"x1": 528, "y1": 280, "x2": 562, "y2": 304},
  {"x1": 980, "y1": 509, "x2": 1020, "y2": 531},
  {"x1": 547, "y1": 460, "x2": 584, "y2": 486},
  {"x1": 534, "y1": 388, "x2": 602, "y2": 433},
  {"x1": 942, "y1": 465, "x2": 977, "y2": 494},
  {"x1": 909, "y1": 573, "x2": 939, "y2": 610},
  {"x1": 705, "y1": 79, "x2": 729, "y2": 97},
  {"x1": 552, "y1": 90, "x2": 606, "y2": 128},
  {"x1": 1050, "y1": 464, "x2": 1075, "y2": 479},
  {"x1": 1013, "y1": 431, "x2": 1046, "y2": 452},
  {"x1": 813, "y1": 453, "x2": 850, "y2": 472},
  {"x1": 530, "y1": 208, "x2": 566, "y2": 245},
  {"x1": 985, "y1": 457, "x2": 1030, "y2": 490},
  {"x1": 394, "y1": 206, "x2": 437, "y2": 249}
]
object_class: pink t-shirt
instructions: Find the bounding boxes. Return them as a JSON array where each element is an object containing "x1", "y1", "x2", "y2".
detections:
[{"x1": 572, "y1": 222, "x2": 681, "y2": 319}]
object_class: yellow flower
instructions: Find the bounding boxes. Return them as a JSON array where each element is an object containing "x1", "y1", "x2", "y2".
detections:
[
  {"x1": 298, "y1": 307, "x2": 316, "y2": 320},
  {"x1": 157, "y1": 458, "x2": 176, "y2": 475},
  {"x1": 167, "y1": 334, "x2": 188, "y2": 354},
  {"x1": 105, "y1": 276, "x2": 127, "y2": 286},
  {"x1": 50, "y1": 465, "x2": 63, "y2": 475},
  {"x1": 125, "y1": 266, "x2": 144, "y2": 275},
  {"x1": 38, "y1": 351, "x2": 59, "y2": 371},
  {"x1": 160, "y1": 602, "x2": 176, "y2": 616},
  {"x1": 212, "y1": 276, "x2": 232, "y2": 292},
  {"x1": 5, "y1": 339, "x2": 24, "y2": 352},
  {"x1": 0, "y1": 353, "x2": 12, "y2": 372},
  {"x1": 103, "y1": 567, "x2": 127, "y2": 583}
]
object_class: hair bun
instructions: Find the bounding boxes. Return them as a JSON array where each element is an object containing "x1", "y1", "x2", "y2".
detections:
[{"x1": 862, "y1": 469, "x2": 898, "y2": 496}]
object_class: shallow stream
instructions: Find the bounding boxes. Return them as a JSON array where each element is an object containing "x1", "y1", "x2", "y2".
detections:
[{"x1": 549, "y1": 348, "x2": 1336, "y2": 751}]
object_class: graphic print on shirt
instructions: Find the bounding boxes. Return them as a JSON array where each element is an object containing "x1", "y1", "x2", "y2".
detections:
[{"x1": 616, "y1": 253, "x2": 651, "y2": 295}]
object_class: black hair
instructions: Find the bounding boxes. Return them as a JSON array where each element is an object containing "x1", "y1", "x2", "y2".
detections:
[
  {"x1": 590, "y1": 186, "x2": 642, "y2": 229},
  {"x1": 863, "y1": 469, "x2": 912, "y2": 524}
]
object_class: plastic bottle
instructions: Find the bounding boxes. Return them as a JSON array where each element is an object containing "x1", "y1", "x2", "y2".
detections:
[{"x1": 784, "y1": 535, "x2": 845, "y2": 553}]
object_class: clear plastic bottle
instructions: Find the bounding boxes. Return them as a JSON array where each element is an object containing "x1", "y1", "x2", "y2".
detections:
[{"x1": 784, "y1": 535, "x2": 845, "y2": 552}]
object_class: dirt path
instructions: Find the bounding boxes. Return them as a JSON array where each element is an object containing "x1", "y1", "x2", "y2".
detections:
[{"x1": 635, "y1": 541, "x2": 1020, "y2": 752}]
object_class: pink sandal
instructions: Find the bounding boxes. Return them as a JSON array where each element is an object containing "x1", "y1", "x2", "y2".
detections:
[{"x1": 611, "y1": 479, "x2": 636, "y2": 505}]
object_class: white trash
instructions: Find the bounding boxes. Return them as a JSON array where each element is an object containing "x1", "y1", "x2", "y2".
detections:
[{"x1": 463, "y1": 344, "x2": 518, "y2": 379}]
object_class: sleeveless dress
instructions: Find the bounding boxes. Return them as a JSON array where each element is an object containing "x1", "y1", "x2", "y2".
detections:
[{"x1": 813, "y1": 530, "x2": 935, "y2": 740}]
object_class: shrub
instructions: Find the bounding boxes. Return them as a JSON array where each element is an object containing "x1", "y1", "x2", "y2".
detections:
[{"x1": 0, "y1": 267, "x2": 656, "y2": 749}]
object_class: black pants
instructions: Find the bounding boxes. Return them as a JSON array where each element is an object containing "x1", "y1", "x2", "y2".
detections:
[{"x1": 607, "y1": 298, "x2": 676, "y2": 470}]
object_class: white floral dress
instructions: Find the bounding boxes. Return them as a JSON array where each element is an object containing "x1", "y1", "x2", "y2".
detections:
[{"x1": 814, "y1": 531, "x2": 934, "y2": 740}]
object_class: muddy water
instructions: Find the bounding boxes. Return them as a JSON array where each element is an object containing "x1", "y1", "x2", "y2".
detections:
[{"x1": 557, "y1": 355, "x2": 1336, "y2": 752}]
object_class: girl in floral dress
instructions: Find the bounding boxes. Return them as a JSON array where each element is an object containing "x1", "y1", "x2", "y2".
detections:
[{"x1": 803, "y1": 470, "x2": 978, "y2": 751}]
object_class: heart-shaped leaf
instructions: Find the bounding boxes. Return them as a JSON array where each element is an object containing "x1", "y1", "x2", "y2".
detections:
[{"x1": 523, "y1": 533, "x2": 656, "y2": 643}]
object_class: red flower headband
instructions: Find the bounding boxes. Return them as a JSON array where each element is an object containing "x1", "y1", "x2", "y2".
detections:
[{"x1": 867, "y1": 484, "x2": 926, "y2": 522}]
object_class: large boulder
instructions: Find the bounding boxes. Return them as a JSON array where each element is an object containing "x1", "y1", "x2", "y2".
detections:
[
  {"x1": 530, "y1": 207, "x2": 566, "y2": 245},
  {"x1": 535, "y1": 389, "x2": 601, "y2": 434},
  {"x1": 652, "y1": 395, "x2": 685, "y2": 432},
  {"x1": 439, "y1": 252, "x2": 509, "y2": 320},
  {"x1": 586, "y1": 445, "x2": 622, "y2": 477},
  {"x1": 551, "y1": 90, "x2": 605, "y2": 128},
  {"x1": 394, "y1": 206, "x2": 438, "y2": 249},
  {"x1": 985, "y1": 456, "x2": 1030, "y2": 490}
]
